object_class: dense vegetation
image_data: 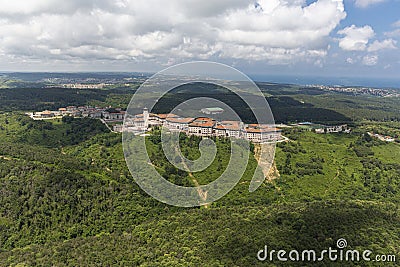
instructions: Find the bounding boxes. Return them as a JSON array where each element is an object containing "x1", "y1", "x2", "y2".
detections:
[
  {"x1": 0, "y1": 87, "x2": 133, "y2": 111},
  {"x1": 0, "y1": 79, "x2": 400, "y2": 266},
  {"x1": 0, "y1": 111, "x2": 399, "y2": 266}
]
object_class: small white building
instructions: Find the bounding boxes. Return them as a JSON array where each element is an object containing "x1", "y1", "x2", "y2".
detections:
[
  {"x1": 200, "y1": 107, "x2": 224, "y2": 115},
  {"x1": 102, "y1": 111, "x2": 126, "y2": 121},
  {"x1": 32, "y1": 110, "x2": 56, "y2": 119},
  {"x1": 316, "y1": 124, "x2": 349, "y2": 134},
  {"x1": 58, "y1": 108, "x2": 67, "y2": 115},
  {"x1": 325, "y1": 124, "x2": 348, "y2": 133},
  {"x1": 113, "y1": 124, "x2": 124, "y2": 132}
]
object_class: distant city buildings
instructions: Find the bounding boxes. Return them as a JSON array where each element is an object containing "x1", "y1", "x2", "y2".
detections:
[
  {"x1": 59, "y1": 83, "x2": 111, "y2": 89},
  {"x1": 307, "y1": 85, "x2": 400, "y2": 98}
]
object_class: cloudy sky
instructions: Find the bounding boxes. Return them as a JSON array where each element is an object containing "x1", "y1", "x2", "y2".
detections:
[{"x1": 0, "y1": 0, "x2": 399, "y2": 79}]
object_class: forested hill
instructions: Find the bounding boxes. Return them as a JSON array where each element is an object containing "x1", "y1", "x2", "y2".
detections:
[{"x1": 0, "y1": 112, "x2": 399, "y2": 266}]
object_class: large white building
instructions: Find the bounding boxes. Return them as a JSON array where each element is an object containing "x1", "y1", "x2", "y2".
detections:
[
  {"x1": 188, "y1": 117, "x2": 216, "y2": 136},
  {"x1": 244, "y1": 124, "x2": 281, "y2": 143},
  {"x1": 119, "y1": 109, "x2": 281, "y2": 143},
  {"x1": 214, "y1": 121, "x2": 243, "y2": 138},
  {"x1": 165, "y1": 117, "x2": 195, "y2": 131}
]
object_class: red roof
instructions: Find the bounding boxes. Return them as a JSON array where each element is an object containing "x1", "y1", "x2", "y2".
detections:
[
  {"x1": 166, "y1": 117, "x2": 195, "y2": 124},
  {"x1": 157, "y1": 113, "x2": 179, "y2": 119},
  {"x1": 215, "y1": 121, "x2": 241, "y2": 131},
  {"x1": 245, "y1": 126, "x2": 279, "y2": 133},
  {"x1": 189, "y1": 117, "x2": 216, "y2": 128}
]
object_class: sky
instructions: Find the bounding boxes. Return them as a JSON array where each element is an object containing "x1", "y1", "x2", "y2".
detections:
[{"x1": 0, "y1": 0, "x2": 399, "y2": 80}]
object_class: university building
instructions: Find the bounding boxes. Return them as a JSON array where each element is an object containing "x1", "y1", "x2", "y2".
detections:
[{"x1": 123, "y1": 109, "x2": 281, "y2": 143}]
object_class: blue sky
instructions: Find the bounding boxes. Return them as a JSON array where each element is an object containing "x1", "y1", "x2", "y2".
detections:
[
  {"x1": 0, "y1": 0, "x2": 398, "y2": 81},
  {"x1": 327, "y1": 0, "x2": 400, "y2": 78}
]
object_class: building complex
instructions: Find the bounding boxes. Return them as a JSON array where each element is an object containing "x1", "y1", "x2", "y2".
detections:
[
  {"x1": 122, "y1": 108, "x2": 281, "y2": 143},
  {"x1": 27, "y1": 106, "x2": 126, "y2": 121}
]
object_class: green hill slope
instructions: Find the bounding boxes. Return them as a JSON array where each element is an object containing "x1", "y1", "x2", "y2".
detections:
[{"x1": 0, "y1": 113, "x2": 399, "y2": 266}]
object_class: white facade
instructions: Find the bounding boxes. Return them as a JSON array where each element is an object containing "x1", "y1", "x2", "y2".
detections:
[
  {"x1": 315, "y1": 124, "x2": 349, "y2": 134},
  {"x1": 188, "y1": 126, "x2": 214, "y2": 136},
  {"x1": 165, "y1": 121, "x2": 189, "y2": 131},
  {"x1": 102, "y1": 112, "x2": 125, "y2": 121},
  {"x1": 243, "y1": 124, "x2": 281, "y2": 143}
]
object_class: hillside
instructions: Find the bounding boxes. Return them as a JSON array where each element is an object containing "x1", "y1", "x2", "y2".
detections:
[{"x1": 0, "y1": 112, "x2": 399, "y2": 266}]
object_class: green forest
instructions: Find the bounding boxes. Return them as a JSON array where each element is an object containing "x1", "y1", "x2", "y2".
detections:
[{"x1": 0, "y1": 83, "x2": 399, "y2": 266}]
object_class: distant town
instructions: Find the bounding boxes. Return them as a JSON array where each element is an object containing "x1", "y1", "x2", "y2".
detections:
[{"x1": 308, "y1": 84, "x2": 400, "y2": 98}]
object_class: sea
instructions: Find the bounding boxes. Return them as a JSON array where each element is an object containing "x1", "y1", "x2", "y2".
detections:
[{"x1": 249, "y1": 74, "x2": 400, "y2": 89}]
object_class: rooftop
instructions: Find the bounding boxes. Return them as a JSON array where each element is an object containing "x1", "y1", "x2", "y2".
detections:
[
  {"x1": 189, "y1": 117, "x2": 216, "y2": 128},
  {"x1": 166, "y1": 117, "x2": 195, "y2": 124},
  {"x1": 245, "y1": 126, "x2": 280, "y2": 133},
  {"x1": 215, "y1": 121, "x2": 241, "y2": 131},
  {"x1": 202, "y1": 107, "x2": 224, "y2": 112},
  {"x1": 157, "y1": 113, "x2": 179, "y2": 119}
]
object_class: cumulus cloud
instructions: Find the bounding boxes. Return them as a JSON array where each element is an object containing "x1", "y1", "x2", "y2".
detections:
[
  {"x1": 393, "y1": 20, "x2": 400, "y2": 28},
  {"x1": 385, "y1": 20, "x2": 400, "y2": 37},
  {"x1": 337, "y1": 25, "x2": 374, "y2": 51},
  {"x1": 0, "y1": 0, "x2": 347, "y2": 66},
  {"x1": 368, "y1": 39, "x2": 397, "y2": 52},
  {"x1": 354, "y1": 0, "x2": 386, "y2": 8},
  {"x1": 362, "y1": 54, "x2": 378, "y2": 66},
  {"x1": 385, "y1": 29, "x2": 400, "y2": 38}
]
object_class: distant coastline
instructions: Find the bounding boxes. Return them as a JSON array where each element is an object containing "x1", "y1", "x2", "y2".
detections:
[
  {"x1": 249, "y1": 74, "x2": 400, "y2": 89},
  {"x1": 1, "y1": 71, "x2": 399, "y2": 90}
]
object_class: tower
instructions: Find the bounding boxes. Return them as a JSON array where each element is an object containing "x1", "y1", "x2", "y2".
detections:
[{"x1": 143, "y1": 108, "x2": 149, "y2": 128}]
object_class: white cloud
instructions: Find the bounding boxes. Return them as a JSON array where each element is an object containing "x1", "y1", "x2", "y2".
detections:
[
  {"x1": 368, "y1": 39, "x2": 397, "y2": 52},
  {"x1": 385, "y1": 29, "x2": 400, "y2": 38},
  {"x1": 337, "y1": 25, "x2": 374, "y2": 51},
  {"x1": 385, "y1": 20, "x2": 400, "y2": 37},
  {"x1": 354, "y1": 0, "x2": 386, "y2": 8},
  {"x1": 346, "y1": 57, "x2": 355, "y2": 64},
  {"x1": 393, "y1": 20, "x2": 400, "y2": 28},
  {"x1": 0, "y1": 0, "x2": 347, "y2": 66},
  {"x1": 362, "y1": 54, "x2": 378, "y2": 66}
]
